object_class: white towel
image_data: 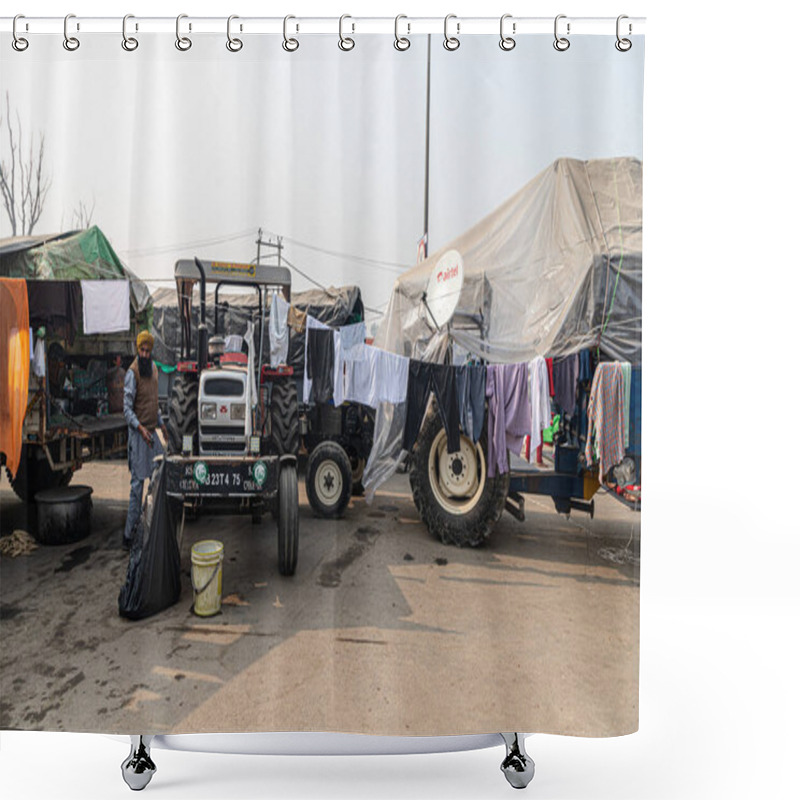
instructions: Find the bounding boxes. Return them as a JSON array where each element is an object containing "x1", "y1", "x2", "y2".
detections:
[{"x1": 81, "y1": 280, "x2": 130, "y2": 334}]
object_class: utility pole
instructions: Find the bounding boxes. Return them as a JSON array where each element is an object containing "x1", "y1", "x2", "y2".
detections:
[{"x1": 423, "y1": 33, "x2": 431, "y2": 260}]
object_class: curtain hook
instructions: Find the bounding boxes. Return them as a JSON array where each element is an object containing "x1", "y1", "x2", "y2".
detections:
[
  {"x1": 283, "y1": 15, "x2": 299, "y2": 52},
  {"x1": 12, "y1": 15, "x2": 29, "y2": 52},
  {"x1": 615, "y1": 15, "x2": 632, "y2": 51},
  {"x1": 63, "y1": 13, "x2": 80, "y2": 51},
  {"x1": 443, "y1": 14, "x2": 460, "y2": 51},
  {"x1": 175, "y1": 14, "x2": 192, "y2": 51},
  {"x1": 122, "y1": 14, "x2": 139, "y2": 52},
  {"x1": 339, "y1": 14, "x2": 355, "y2": 51},
  {"x1": 226, "y1": 15, "x2": 243, "y2": 52},
  {"x1": 499, "y1": 13, "x2": 516, "y2": 51},
  {"x1": 553, "y1": 14, "x2": 570, "y2": 51},
  {"x1": 394, "y1": 14, "x2": 411, "y2": 51}
]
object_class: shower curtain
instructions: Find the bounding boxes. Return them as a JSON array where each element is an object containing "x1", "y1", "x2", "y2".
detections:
[{"x1": 0, "y1": 16, "x2": 644, "y2": 742}]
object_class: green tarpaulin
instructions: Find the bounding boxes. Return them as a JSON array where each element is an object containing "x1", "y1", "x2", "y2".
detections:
[{"x1": 0, "y1": 226, "x2": 151, "y2": 318}]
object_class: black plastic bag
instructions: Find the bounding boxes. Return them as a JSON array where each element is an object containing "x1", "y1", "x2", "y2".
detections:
[{"x1": 118, "y1": 460, "x2": 181, "y2": 619}]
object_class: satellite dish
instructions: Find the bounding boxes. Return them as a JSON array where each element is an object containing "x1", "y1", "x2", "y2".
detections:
[{"x1": 422, "y1": 249, "x2": 464, "y2": 329}]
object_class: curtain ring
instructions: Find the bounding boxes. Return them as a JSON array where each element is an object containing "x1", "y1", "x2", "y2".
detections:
[
  {"x1": 176, "y1": 14, "x2": 192, "y2": 51},
  {"x1": 63, "y1": 14, "x2": 80, "y2": 51},
  {"x1": 226, "y1": 15, "x2": 243, "y2": 52},
  {"x1": 12, "y1": 15, "x2": 29, "y2": 52},
  {"x1": 443, "y1": 14, "x2": 460, "y2": 51},
  {"x1": 499, "y1": 14, "x2": 516, "y2": 51},
  {"x1": 283, "y1": 15, "x2": 299, "y2": 52},
  {"x1": 339, "y1": 15, "x2": 355, "y2": 51},
  {"x1": 394, "y1": 14, "x2": 410, "y2": 51},
  {"x1": 122, "y1": 14, "x2": 139, "y2": 51},
  {"x1": 553, "y1": 14, "x2": 570, "y2": 51},
  {"x1": 615, "y1": 15, "x2": 632, "y2": 52}
]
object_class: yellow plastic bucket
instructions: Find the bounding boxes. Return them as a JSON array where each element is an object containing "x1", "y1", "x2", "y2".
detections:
[{"x1": 191, "y1": 540, "x2": 224, "y2": 617}]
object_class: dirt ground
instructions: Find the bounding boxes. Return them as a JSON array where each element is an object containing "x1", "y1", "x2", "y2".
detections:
[{"x1": 0, "y1": 459, "x2": 639, "y2": 737}]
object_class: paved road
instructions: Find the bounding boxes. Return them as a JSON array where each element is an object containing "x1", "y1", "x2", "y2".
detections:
[{"x1": 0, "y1": 461, "x2": 639, "y2": 737}]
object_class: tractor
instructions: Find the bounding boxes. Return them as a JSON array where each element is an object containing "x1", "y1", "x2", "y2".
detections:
[{"x1": 163, "y1": 258, "x2": 300, "y2": 575}]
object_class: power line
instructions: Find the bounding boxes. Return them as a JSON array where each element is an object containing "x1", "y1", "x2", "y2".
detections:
[
  {"x1": 272, "y1": 232, "x2": 410, "y2": 273},
  {"x1": 119, "y1": 228, "x2": 257, "y2": 259}
]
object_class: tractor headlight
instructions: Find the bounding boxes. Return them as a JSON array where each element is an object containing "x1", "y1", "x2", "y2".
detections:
[
  {"x1": 200, "y1": 402, "x2": 217, "y2": 420},
  {"x1": 249, "y1": 435, "x2": 261, "y2": 455},
  {"x1": 182, "y1": 435, "x2": 193, "y2": 455},
  {"x1": 230, "y1": 403, "x2": 246, "y2": 421}
]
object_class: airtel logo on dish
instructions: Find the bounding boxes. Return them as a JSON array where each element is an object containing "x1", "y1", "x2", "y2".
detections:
[{"x1": 437, "y1": 265, "x2": 459, "y2": 283}]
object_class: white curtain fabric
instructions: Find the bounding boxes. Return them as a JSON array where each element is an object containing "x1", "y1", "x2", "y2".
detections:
[{"x1": 0, "y1": 28, "x2": 643, "y2": 741}]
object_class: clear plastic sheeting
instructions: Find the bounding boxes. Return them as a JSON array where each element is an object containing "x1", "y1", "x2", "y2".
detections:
[
  {"x1": 363, "y1": 401, "x2": 408, "y2": 503},
  {"x1": 373, "y1": 157, "x2": 642, "y2": 367}
]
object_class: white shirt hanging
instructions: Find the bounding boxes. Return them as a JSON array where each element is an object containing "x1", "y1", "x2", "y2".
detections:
[{"x1": 81, "y1": 280, "x2": 130, "y2": 334}]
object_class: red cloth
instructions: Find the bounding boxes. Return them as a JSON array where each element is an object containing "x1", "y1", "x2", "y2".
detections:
[{"x1": 545, "y1": 357, "x2": 555, "y2": 396}]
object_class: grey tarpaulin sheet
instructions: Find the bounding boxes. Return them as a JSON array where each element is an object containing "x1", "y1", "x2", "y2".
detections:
[
  {"x1": 373, "y1": 157, "x2": 642, "y2": 366},
  {"x1": 150, "y1": 284, "x2": 364, "y2": 368}
]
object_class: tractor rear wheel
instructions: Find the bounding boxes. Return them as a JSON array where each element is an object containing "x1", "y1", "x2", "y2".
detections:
[
  {"x1": 167, "y1": 375, "x2": 199, "y2": 455},
  {"x1": 409, "y1": 406, "x2": 509, "y2": 547},
  {"x1": 268, "y1": 377, "x2": 300, "y2": 456}
]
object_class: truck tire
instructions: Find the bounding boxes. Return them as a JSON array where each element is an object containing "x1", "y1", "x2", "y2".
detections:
[
  {"x1": 6, "y1": 445, "x2": 73, "y2": 503},
  {"x1": 277, "y1": 462, "x2": 299, "y2": 576},
  {"x1": 306, "y1": 441, "x2": 353, "y2": 519},
  {"x1": 167, "y1": 375, "x2": 199, "y2": 455},
  {"x1": 409, "y1": 408, "x2": 509, "y2": 547},
  {"x1": 268, "y1": 377, "x2": 300, "y2": 456}
]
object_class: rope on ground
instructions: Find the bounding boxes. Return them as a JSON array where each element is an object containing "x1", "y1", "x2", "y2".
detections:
[{"x1": 0, "y1": 530, "x2": 39, "y2": 557}]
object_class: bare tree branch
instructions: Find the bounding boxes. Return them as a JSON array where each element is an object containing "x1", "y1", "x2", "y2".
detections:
[{"x1": 0, "y1": 91, "x2": 51, "y2": 236}]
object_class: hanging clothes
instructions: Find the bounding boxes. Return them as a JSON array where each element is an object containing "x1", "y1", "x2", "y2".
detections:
[
  {"x1": 80, "y1": 279, "x2": 130, "y2": 334},
  {"x1": 288, "y1": 305, "x2": 307, "y2": 334},
  {"x1": 527, "y1": 356, "x2": 551, "y2": 456},
  {"x1": 585, "y1": 361, "x2": 627, "y2": 480},
  {"x1": 486, "y1": 363, "x2": 532, "y2": 478},
  {"x1": 403, "y1": 361, "x2": 461, "y2": 454},
  {"x1": 306, "y1": 328, "x2": 335, "y2": 404},
  {"x1": 620, "y1": 361, "x2": 632, "y2": 448},
  {"x1": 455, "y1": 363, "x2": 486, "y2": 443},
  {"x1": 303, "y1": 315, "x2": 331, "y2": 403},
  {"x1": 339, "y1": 321, "x2": 366, "y2": 361},
  {"x1": 545, "y1": 357, "x2": 555, "y2": 396},
  {"x1": 552, "y1": 353, "x2": 579, "y2": 414},
  {"x1": 26, "y1": 280, "x2": 82, "y2": 345},
  {"x1": 269, "y1": 291, "x2": 290, "y2": 366},
  {"x1": 336, "y1": 342, "x2": 409, "y2": 410}
]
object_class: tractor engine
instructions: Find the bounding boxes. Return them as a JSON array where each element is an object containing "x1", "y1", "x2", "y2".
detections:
[{"x1": 198, "y1": 367, "x2": 251, "y2": 456}]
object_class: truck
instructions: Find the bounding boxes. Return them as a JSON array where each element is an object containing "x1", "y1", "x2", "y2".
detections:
[{"x1": 0, "y1": 228, "x2": 152, "y2": 526}]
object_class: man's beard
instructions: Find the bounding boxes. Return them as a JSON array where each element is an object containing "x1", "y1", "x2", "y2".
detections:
[{"x1": 138, "y1": 356, "x2": 153, "y2": 378}]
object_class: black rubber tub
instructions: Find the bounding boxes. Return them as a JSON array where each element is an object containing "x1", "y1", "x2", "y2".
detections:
[{"x1": 34, "y1": 485, "x2": 93, "y2": 546}]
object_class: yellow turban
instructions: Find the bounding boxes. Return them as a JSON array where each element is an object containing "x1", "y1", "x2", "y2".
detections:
[{"x1": 136, "y1": 330, "x2": 154, "y2": 349}]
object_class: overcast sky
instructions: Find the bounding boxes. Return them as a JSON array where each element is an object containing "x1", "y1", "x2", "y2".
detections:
[{"x1": 1, "y1": 31, "x2": 643, "y2": 323}]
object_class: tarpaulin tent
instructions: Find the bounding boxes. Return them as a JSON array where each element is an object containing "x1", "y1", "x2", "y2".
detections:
[
  {"x1": 150, "y1": 283, "x2": 364, "y2": 370},
  {"x1": 373, "y1": 157, "x2": 642, "y2": 366},
  {"x1": 0, "y1": 226, "x2": 152, "y2": 331}
]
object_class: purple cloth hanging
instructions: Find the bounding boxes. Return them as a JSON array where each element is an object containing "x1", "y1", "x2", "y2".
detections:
[{"x1": 486, "y1": 363, "x2": 532, "y2": 478}]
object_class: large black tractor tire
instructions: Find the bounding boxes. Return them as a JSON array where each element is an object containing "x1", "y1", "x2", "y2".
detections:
[
  {"x1": 409, "y1": 408, "x2": 509, "y2": 547},
  {"x1": 306, "y1": 441, "x2": 353, "y2": 519},
  {"x1": 6, "y1": 445, "x2": 73, "y2": 503},
  {"x1": 167, "y1": 375, "x2": 199, "y2": 455},
  {"x1": 277, "y1": 462, "x2": 299, "y2": 576},
  {"x1": 268, "y1": 377, "x2": 300, "y2": 456}
]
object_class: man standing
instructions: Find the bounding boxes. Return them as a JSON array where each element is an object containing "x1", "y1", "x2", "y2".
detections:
[{"x1": 123, "y1": 330, "x2": 168, "y2": 548}]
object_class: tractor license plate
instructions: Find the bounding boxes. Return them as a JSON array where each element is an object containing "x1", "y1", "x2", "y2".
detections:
[{"x1": 166, "y1": 457, "x2": 278, "y2": 497}]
